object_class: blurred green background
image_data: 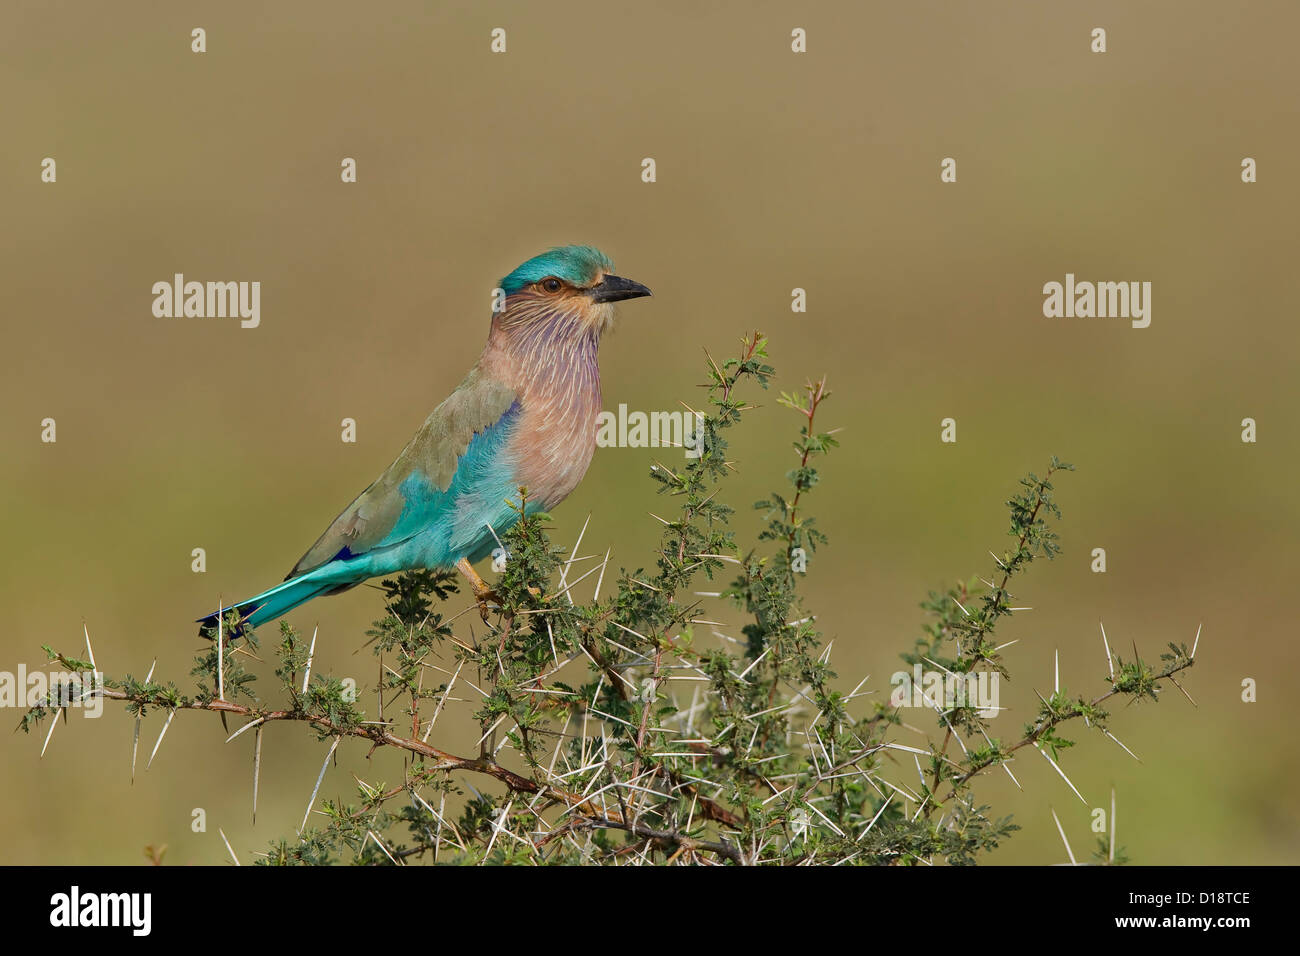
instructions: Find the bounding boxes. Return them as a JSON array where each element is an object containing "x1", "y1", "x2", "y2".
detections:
[{"x1": 2, "y1": 0, "x2": 1297, "y2": 865}]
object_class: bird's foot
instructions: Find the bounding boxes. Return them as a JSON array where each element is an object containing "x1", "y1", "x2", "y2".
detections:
[
  {"x1": 456, "y1": 557, "x2": 499, "y2": 623},
  {"x1": 473, "y1": 586, "x2": 500, "y2": 624}
]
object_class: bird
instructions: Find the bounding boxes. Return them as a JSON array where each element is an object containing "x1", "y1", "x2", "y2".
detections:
[{"x1": 198, "y1": 245, "x2": 650, "y2": 635}]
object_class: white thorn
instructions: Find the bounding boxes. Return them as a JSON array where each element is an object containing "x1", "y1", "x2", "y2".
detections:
[
  {"x1": 1102, "y1": 728, "x2": 1141, "y2": 763},
  {"x1": 1109, "y1": 788, "x2": 1117, "y2": 863},
  {"x1": 556, "y1": 513, "x2": 592, "y2": 606},
  {"x1": 219, "y1": 827, "x2": 241, "y2": 865},
  {"x1": 1050, "y1": 807, "x2": 1077, "y2": 865},
  {"x1": 300, "y1": 736, "x2": 341, "y2": 834},
  {"x1": 40, "y1": 709, "x2": 62, "y2": 757},
  {"x1": 366, "y1": 829, "x2": 403, "y2": 866},
  {"x1": 146, "y1": 710, "x2": 176, "y2": 769},
  {"x1": 253, "y1": 725, "x2": 263, "y2": 824},
  {"x1": 131, "y1": 716, "x2": 141, "y2": 783},
  {"x1": 737, "y1": 645, "x2": 772, "y2": 680},
  {"x1": 1002, "y1": 761, "x2": 1022, "y2": 791},
  {"x1": 1034, "y1": 743, "x2": 1087, "y2": 805},
  {"x1": 82, "y1": 622, "x2": 97, "y2": 672},
  {"x1": 301, "y1": 626, "x2": 318, "y2": 694},
  {"x1": 858, "y1": 793, "x2": 893, "y2": 837},
  {"x1": 594, "y1": 548, "x2": 611, "y2": 602},
  {"x1": 225, "y1": 715, "x2": 266, "y2": 744}
]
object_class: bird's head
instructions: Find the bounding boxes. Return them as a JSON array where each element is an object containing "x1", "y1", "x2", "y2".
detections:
[{"x1": 494, "y1": 245, "x2": 651, "y2": 341}]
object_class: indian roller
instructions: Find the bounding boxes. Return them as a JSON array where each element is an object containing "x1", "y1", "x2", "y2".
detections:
[{"x1": 198, "y1": 245, "x2": 651, "y2": 634}]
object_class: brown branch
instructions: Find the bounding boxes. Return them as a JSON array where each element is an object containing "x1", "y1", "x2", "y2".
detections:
[
  {"x1": 943, "y1": 654, "x2": 1197, "y2": 798},
  {"x1": 95, "y1": 689, "x2": 629, "y2": 825}
]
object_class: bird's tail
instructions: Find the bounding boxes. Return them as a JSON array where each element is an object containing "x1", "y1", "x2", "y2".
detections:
[{"x1": 196, "y1": 571, "x2": 352, "y2": 637}]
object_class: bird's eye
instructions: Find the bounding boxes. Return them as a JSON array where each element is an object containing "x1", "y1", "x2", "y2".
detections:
[{"x1": 541, "y1": 278, "x2": 563, "y2": 293}]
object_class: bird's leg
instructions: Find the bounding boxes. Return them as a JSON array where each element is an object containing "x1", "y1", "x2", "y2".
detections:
[{"x1": 456, "y1": 557, "x2": 498, "y2": 623}]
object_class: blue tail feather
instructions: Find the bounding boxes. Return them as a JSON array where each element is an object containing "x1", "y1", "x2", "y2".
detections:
[{"x1": 196, "y1": 569, "x2": 355, "y2": 636}]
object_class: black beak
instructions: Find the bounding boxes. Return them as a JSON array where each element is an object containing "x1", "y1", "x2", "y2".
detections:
[{"x1": 589, "y1": 274, "x2": 652, "y2": 303}]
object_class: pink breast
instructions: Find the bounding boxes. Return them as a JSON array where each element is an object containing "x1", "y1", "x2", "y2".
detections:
[{"x1": 509, "y1": 387, "x2": 600, "y2": 510}]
